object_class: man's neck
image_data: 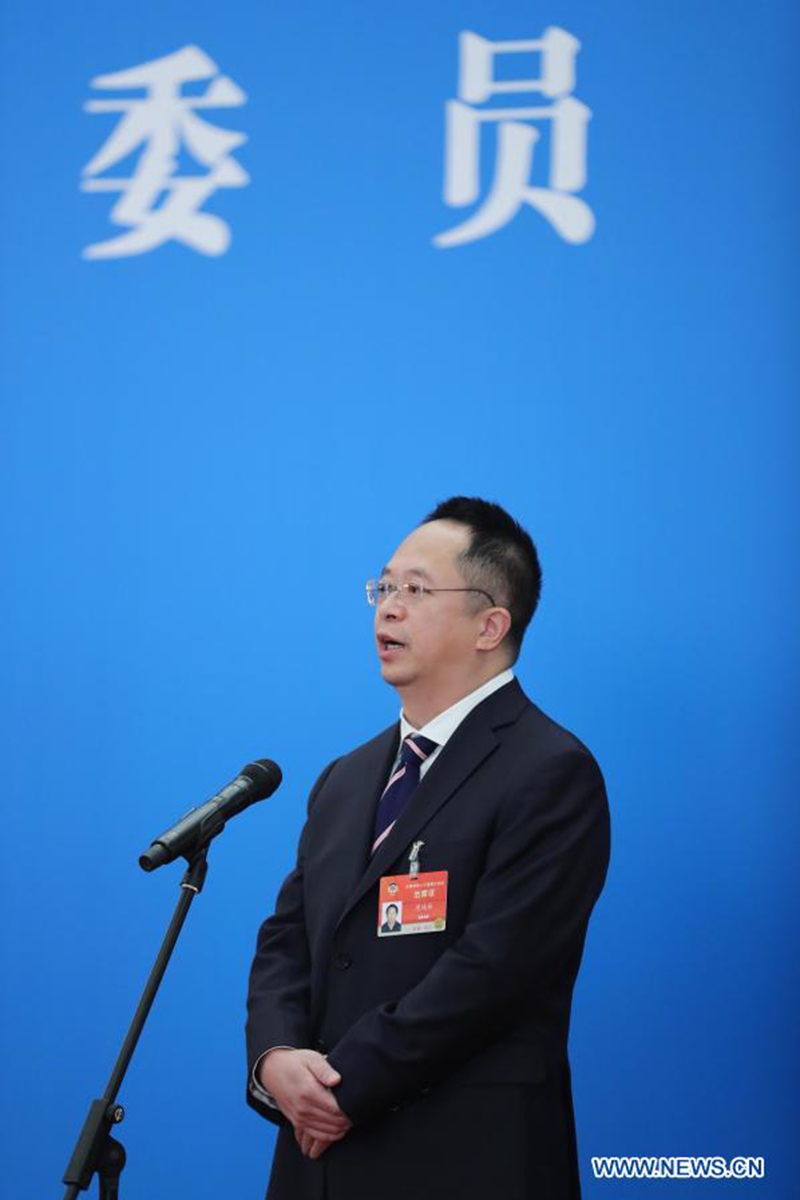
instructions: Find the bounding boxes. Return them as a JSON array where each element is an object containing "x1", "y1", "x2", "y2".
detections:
[{"x1": 399, "y1": 664, "x2": 511, "y2": 729}]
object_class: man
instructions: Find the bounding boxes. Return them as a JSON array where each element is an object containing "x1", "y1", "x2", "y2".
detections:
[
  {"x1": 379, "y1": 903, "x2": 402, "y2": 934},
  {"x1": 246, "y1": 497, "x2": 610, "y2": 1200}
]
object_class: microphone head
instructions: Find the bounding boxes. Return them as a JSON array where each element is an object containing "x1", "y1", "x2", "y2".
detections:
[{"x1": 240, "y1": 758, "x2": 283, "y2": 800}]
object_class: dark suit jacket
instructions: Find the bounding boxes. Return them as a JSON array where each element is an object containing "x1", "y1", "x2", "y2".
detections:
[{"x1": 245, "y1": 680, "x2": 610, "y2": 1200}]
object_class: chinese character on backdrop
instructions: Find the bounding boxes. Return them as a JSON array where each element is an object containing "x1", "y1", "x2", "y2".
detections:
[
  {"x1": 81, "y1": 45, "x2": 249, "y2": 260},
  {"x1": 433, "y1": 27, "x2": 595, "y2": 249}
]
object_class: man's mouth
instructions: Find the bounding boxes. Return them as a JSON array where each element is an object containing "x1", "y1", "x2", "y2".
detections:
[{"x1": 378, "y1": 633, "x2": 406, "y2": 651}]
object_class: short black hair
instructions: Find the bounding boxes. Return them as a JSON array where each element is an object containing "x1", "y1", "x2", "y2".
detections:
[
  {"x1": 386, "y1": 903, "x2": 399, "y2": 914},
  {"x1": 421, "y1": 496, "x2": 542, "y2": 661}
]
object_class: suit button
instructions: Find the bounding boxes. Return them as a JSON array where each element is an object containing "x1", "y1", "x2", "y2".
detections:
[{"x1": 334, "y1": 953, "x2": 352, "y2": 970}]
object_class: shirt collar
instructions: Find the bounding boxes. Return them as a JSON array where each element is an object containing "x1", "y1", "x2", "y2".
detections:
[{"x1": 400, "y1": 667, "x2": 515, "y2": 748}]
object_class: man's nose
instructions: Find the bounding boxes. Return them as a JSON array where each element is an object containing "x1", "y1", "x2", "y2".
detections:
[{"x1": 377, "y1": 589, "x2": 405, "y2": 618}]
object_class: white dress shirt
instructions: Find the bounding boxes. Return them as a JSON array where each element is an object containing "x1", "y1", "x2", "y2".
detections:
[
  {"x1": 395, "y1": 667, "x2": 515, "y2": 777},
  {"x1": 250, "y1": 667, "x2": 515, "y2": 1106}
]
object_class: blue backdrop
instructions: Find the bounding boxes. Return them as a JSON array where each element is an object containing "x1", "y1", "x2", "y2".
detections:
[{"x1": 2, "y1": 1, "x2": 797, "y2": 1196}]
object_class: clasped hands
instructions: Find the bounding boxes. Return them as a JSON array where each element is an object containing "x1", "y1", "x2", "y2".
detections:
[{"x1": 258, "y1": 1048, "x2": 352, "y2": 1160}]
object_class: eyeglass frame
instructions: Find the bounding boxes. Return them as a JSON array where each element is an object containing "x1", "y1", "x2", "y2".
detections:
[{"x1": 365, "y1": 578, "x2": 496, "y2": 608}]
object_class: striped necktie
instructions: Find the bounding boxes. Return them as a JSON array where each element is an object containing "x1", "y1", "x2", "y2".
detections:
[{"x1": 372, "y1": 733, "x2": 438, "y2": 854}]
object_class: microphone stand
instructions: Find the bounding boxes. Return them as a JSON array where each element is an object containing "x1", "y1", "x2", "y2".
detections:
[{"x1": 62, "y1": 848, "x2": 209, "y2": 1199}]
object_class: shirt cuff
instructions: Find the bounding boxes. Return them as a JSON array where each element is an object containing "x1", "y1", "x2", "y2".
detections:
[{"x1": 249, "y1": 1046, "x2": 295, "y2": 1108}]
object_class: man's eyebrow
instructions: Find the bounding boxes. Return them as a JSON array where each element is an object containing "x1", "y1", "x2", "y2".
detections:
[{"x1": 381, "y1": 566, "x2": 434, "y2": 582}]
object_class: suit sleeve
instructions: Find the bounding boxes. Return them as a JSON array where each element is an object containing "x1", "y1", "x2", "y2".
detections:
[
  {"x1": 327, "y1": 747, "x2": 610, "y2": 1124},
  {"x1": 244, "y1": 758, "x2": 339, "y2": 1123}
]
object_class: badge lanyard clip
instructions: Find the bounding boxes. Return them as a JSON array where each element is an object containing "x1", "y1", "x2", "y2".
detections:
[{"x1": 408, "y1": 840, "x2": 424, "y2": 880}]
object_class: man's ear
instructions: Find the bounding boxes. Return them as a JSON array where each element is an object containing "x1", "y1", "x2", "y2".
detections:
[{"x1": 476, "y1": 607, "x2": 512, "y2": 653}]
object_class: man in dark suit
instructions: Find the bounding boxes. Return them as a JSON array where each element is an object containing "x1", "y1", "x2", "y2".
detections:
[
  {"x1": 379, "y1": 904, "x2": 402, "y2": 933},
  {"x1": 245, "y1": 497, "x2": 610, "y2": 1200}
]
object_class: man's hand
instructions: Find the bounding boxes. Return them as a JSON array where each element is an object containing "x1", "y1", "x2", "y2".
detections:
[
  {"x1": 294, "y1": 1127, "x2": 341, "y2": 1161},
  {"x1": 258, "y1": 1048, "x2": 351, "y2": 1155}
]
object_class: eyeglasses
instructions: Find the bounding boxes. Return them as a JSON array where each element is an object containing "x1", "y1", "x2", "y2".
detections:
[{"x1": 365, "y1": 578, "x2": 496, "y2": 607}]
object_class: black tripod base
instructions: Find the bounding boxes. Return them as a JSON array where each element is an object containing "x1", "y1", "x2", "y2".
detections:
[{"x1": 96, "y1": 1133, "x2": 126, "y2": 1200}]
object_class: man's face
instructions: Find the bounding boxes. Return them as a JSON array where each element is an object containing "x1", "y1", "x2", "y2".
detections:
[{"x1": 374, "y1": 520, "x2": 485, "y2": 692}]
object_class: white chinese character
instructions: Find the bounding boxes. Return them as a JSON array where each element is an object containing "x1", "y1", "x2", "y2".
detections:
[
  {"x1": 81, "y1": 45, "x2": 249, "y2": 259},
  {"x1": 433, "y1": 28, "x2": 595, "y2": 248}
]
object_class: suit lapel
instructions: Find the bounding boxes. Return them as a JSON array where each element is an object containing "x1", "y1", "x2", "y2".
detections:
[
  {"x1": 335, "y1": 679, "x2": 528, "y2": 929},
  {"x1": 333, "y1": 722, "x2": 400, "y2": 907}
]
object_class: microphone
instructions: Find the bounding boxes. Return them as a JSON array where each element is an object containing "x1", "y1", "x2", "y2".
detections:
[{"x1": 139, "y1": 759, "x2": 282, "y2": 872}]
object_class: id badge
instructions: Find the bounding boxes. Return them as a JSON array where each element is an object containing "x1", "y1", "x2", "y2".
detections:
[{"x1": 377, "y1": 870, "x2": 448, "y2": 936}]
